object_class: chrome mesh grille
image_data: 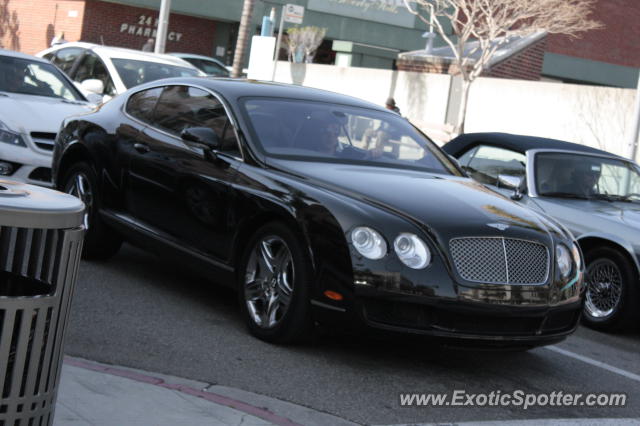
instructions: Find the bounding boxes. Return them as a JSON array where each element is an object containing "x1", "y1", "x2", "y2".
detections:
[{"x1": 449, "y1": 237, "x2": 549, "y2": 285}]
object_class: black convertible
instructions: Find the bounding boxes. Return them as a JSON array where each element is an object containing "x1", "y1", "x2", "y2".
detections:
[{"x1": 54, "y1": 78, "x2": 584, "y2": 347}]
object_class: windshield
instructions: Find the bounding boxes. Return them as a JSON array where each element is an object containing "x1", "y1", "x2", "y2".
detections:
[
  {"x1": 536, "y1": 152, "x2": 640, "y2": 201},
  {"x1": 0, "y1": 55, "x2": 85, "y2": 101},
  {"x1": 243, "y1": 98, "x2": 459, "y2": 175},
  {"x1": 112, "y1": 58, "x2": 200, "y2": 88}
]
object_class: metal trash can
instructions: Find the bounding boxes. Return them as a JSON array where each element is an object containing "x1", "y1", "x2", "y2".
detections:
[{"x1": 0, "y1": 180, "x2": 84, "y2": 426}]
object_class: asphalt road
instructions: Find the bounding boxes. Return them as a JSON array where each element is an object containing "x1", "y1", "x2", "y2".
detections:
[{"x1": 64, "y1": 244, "x2": 640, "y2": 425}]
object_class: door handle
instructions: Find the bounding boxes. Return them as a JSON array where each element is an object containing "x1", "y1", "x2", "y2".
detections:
[{"x1": 134, "y1": 143, "x2": 150, "y2": 154}]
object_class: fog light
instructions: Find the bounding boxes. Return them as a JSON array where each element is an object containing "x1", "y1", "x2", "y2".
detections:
[{"x1": 0, "y1": 161, "x2": 13, "y2": 175}]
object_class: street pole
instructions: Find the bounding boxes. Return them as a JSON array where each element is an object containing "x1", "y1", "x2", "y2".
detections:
[
  {"x1": 232, "y1": 0, "x2": 256, "y2": 78},
  {"x1": 154, "y1": 0, "x2": 171, "y2": 54},
  {"x1": 271, "y1": 6, "x2": 285, "y2": 81},
  {"x1": 627, "y1": 72, "x2": 640, "y2": 161}
]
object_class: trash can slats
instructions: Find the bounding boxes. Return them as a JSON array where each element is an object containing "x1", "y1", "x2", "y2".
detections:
[{"x1": 0, "y1": 182, "x2": 84, "y2": 426}]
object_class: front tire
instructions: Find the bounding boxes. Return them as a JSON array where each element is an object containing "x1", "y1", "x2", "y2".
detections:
[
  {"x1": 238, "y1": 222, "x2": 313, "y2": 343},
  {"x1": 61, "y1": 162, "x2": 122, "y2": 260},
  {"x1": 582, "y1": 247, "x2": 639, "y2": 331}
]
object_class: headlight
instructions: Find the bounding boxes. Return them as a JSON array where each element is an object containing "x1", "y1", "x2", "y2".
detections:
[
  {"x1": 0, "y1": 120, "x2": 26, "y2": 147},
  {"x1": 351, "y1": 226, "x2": 387, "y2": 260},
  {"x1": 556, "y1": 244, "x2": 572, "y2": 279},
  {"x1": 571, "y1": 243, "x2": 582, "y2": 271},
  {"x1": 394, "y1": 233, "x2": 431, "y2": 269}
]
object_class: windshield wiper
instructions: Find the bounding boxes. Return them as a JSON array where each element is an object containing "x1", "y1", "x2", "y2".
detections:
[{"x1": 540, "y1": 192, "x2": 591, "y2": 200}]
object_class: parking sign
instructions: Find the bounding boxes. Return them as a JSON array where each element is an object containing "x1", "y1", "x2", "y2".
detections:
[{"x1": 284, "y1": 4, "x2": 304, "y2": 24}]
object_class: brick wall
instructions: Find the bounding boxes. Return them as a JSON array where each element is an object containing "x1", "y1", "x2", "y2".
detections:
[
  {"x1": 547, "y1": 0, "x2": 640, "y2": 68},
  {"x1": 485, "y1": 36, "x2": 546, "y2": 81},
  {"x1": 397, "y1": 36, "x2": 546, "y2": 81},
  {"x1": 0, "y1": 0, "x2": 86, "y2": 54},
  {"x1": 0, "y1": 0, "x2": 217, "y2": 56},
  {"x1": 81, "y1": 0, "x2": 216, "y2": 56}
]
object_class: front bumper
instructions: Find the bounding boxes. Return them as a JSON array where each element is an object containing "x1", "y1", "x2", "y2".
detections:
[
  {"x1": 313, "y1": 294, "x2": 581, "y2": 348},
  {"x1": 359, "y1": 296, "x2": 580, "y2": 341},
  {"x1": 0, "y1": 144, "x2": 53, "y2": 187}
]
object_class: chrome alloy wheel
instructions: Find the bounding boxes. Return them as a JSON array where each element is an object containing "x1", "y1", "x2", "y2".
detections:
[
  {"x1": 585, "y1": 258, "x2": 623, "y2": 318},
  {"x1": 64, "y1": 173, "x2": 93, "y2": 230},
  {"x1": 244, "y1": 236, "x2": 295, "y2": 329}
]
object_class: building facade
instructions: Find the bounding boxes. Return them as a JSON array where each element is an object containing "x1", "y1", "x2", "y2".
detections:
[
  {"x1": 1, "y1": 0, "x2": 637, "y2": 88},
  {"x1": 0, "y1": 0, "x2": 431, "y2": 68}
]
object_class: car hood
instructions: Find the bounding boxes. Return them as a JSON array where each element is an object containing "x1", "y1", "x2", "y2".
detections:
[
  {"x1": 271, "y1": 159, "x2": 557, "y2": 243},
  {"x1": 0, "y1": 93, "x2": 91, "y2": 133},
  {"x1": 534, "y1": 197, "x2": 640, "y2": 238}
]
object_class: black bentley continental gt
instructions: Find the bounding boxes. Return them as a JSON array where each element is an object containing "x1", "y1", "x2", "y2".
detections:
[{"x1": 53, "y1": 78, "x2": 584, "y2": 347}]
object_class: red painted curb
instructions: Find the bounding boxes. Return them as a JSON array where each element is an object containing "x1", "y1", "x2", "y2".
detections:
[{"x1": 64, "y1": 357, "x2": 303, "y2": 426}]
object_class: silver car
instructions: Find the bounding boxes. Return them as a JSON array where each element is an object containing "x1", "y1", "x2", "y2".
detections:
[{"x1": 444, "y1": 133, "x2": 640, "y2": 331}]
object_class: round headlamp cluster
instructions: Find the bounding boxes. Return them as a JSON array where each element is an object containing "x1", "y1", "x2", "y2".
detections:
[
  {"x1": 394, "y1": 233, "x2": 431, "y2": 269},
  {"x1": 351, "y1": 227, "x2": 387, "y2": 260},
  {"x1": 556, "y1": 244, "x2": 573, "y2": 279},
  {"x1": 350, "y1": 227, "x2": 431, "y2": 269}
]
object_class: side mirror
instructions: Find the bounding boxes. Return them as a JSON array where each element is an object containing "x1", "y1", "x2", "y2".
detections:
[
  {"x1": 80, "y1": 79, "x2": 104, "y2": 95},
  {"x1": 181, "y1": 127, "x2": 220, "y2": 151},
  {"x1": 498, "y1": 174, "x2": 525, "y2": 200}
]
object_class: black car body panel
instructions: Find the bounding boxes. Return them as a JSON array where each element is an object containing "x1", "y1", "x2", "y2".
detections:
[{"x1": 54, "y1": 80, "x2": 584, "y2": 346}]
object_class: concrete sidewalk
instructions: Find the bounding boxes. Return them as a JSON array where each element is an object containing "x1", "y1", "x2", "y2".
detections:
[{"x1": 54, "y1": 357, "x2": 357, "y2": 426}]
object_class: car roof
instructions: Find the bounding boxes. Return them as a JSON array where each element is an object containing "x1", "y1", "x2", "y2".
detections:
[
  {"x1": 444, "y1": 132, "x2": 622, "y2": 159},
  {"x1": 132, "y1": 77, "x2": 392, "y2": 112},
  {"x1": 0, "y1": 48, "x2": 50, "y2": 64},
  {"x1": 46, "y1": 42, "x2": 194, "y2": 67}
]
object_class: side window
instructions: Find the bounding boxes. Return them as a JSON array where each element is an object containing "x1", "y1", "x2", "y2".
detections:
[
  {"x1": 465, "y1": 145, "x2": 526, "y2": 187},
  {"x1": 50, "y1": 47, "x2": 83, "y2": 74},
  {"x1": 457, "y1": 146, "x2": 478, "y2": 167},
  {"x1": 152, "y1": 85, "x2": 240, "y2": 156},
  {"x1": 74, "y1": 52, "x2": 116, "y2": 96},
  {"x1": 126, "y1": 87, "x2": 163, "y2": 123}
]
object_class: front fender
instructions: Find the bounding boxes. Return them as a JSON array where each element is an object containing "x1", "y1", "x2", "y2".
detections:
[{"x1": 577, "y1": 231, "x2": 640, "y2": 276}]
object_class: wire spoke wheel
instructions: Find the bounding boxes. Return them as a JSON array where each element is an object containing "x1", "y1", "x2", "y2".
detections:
[
  {"x1": 585, "y1": 258, "x2": 622, "y2": 318},
  {"x1": 244, "y1": 235, "x2": 295, "y2": 329},
  {"x1": 64, "y1": 172, "x2": 93, "y2": 230}
]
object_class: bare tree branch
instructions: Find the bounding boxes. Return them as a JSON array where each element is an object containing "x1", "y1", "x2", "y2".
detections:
[{"x1": 404, "y1": 0, "x2": 601, "y2": 133}]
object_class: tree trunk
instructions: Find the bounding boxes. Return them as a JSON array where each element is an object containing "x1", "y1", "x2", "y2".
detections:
[
  {"x1": 455, "y1": 79, "x2": 472, "y2": 135},
  {"x1": 231, "y1": 0, "x2": 256, "y2": 78}
]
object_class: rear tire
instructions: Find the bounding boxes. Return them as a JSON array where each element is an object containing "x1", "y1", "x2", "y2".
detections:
[
  {"x1": 582, "y1": 247, "x2": 639, "y2": 331},
  {"x1": 60, "y1": 162, "x2": 122, "y2": 260},
  {"x1": 238, "y1": 222, "x2": 313, "y2": 343}
]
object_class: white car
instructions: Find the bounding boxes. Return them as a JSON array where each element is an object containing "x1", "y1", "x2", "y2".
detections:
[
  {"x1": 0, "y1": 49, "x2": 93, "y2": 186},
  {"x1": 37, "y1": 42, "x2": 205, "y2": 102}
]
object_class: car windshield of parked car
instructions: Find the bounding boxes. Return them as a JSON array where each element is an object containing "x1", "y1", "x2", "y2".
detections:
[
  {"x1": 536, "y1": 152, "x2": 640, "y2": 202},
  {"x1": 0, "y1": 55, "x2": 85, "y2": 101},
  {"x1": 111, "y1": 58, "x2": 200, "y2": 88},
  {"x1": 243, "y1": 98, "x2": 459, "y2": 175}
]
